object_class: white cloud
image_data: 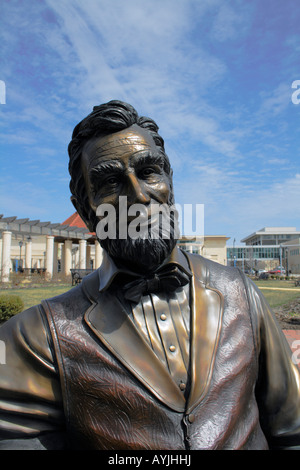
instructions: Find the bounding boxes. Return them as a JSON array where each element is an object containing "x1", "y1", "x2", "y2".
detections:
[
  {"x1": 258, "y1": 83, "x2": 292, "y2": 117},
  {"x1": 44, "y1": 0, "x2": 228, "y2": 108},
  {"x1": 267, "y1": 157, "x2": 289, "y2": 166},
  {"x1": 0, "y1": 175, "x2": 73, "y2": 222},
  {"x1": 1, "y1": 0, "x2": 299, "y2": 242},
  {"x1": 211, "y1": 3, "x2": 252, "y2": 42},
  {"x1": 172, "y1": 160, "x2": 300, "y2": 241}
]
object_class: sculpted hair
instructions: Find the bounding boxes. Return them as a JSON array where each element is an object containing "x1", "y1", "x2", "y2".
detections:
[{"x1": 68, "y1": 100, "x2": 173, "y2": 232}]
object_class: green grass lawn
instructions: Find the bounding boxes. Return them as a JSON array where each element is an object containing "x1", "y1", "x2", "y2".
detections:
[
  {"x1": 254, "y1": 279, "x2": 298, "y2": 289},
  {"x1": 0, "y1": 278, "x2": 299, "y2": 312},
  {"x1": 253, "y1": 279, "x2": 300, "y2": 308},
  {"x1": 0, "y1": 284, "x2": 73, "y2": 310}
]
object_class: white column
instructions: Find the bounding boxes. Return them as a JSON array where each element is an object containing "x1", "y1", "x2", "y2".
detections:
[
  {"x1": 74, "y1": 247, "x2": 79, "y2": 268},
  {"x1": 95, "y1": 241, "x2": 103, "y2": 268},
  {"x1": 60, "y1": 244, "x2": 65, "y2": 274},
  {"x1": 0, "y1": 238, "x2": 2, "y2": 273},
  {"x1": 53, "y1": 241, "x2": 58, "y2": 275},
  {"x1": 1, "y1": 231, "x2": 12, "y2": 282},
  {"x1": 46, "y1": 235, "x2": 54, "y2": 278},
  {"x1": 79, "y1": 239, "x2": 87, "y2": 269},
  {"x1": 25, "y1": 239, "x2": 32, "y2": 269},
  {"x1": 64, "y1": 240, "x2": 72, "y2": 276},
  {"x1": 86, "y1": 245, "x2": 91, "y2": 269},
  {"x1": 0, "y1": 239, "x2": 2, "y2": 274}
]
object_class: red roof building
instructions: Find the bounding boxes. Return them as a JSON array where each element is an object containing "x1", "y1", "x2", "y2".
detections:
[{"x1": 62, "y1": 212, "x2": 95, "y2": 235}]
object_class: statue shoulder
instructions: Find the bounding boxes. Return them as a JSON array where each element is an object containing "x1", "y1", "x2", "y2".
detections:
[
  {"x1": 42, "y1": 269, "x2": 100, "y2": 321},
  {"x1": 183, "y1": 251, "x2": 236, "y2": 283},
  {"x1": 0, "y1": 302, "x2": 56, "y2": 372}
]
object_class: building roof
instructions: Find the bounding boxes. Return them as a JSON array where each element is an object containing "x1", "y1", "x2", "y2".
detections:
[
  {"x1": 0, "y1": 214, "x2": 90, "y2": 240},
  {"x1": 62, "y1": 212, "x2": 88, "y2": 229},
  {"x1": 241, "y1": 227, "x2": 300, "y2": 243},
  {"x1": 62, "y1": 212, "x2": 96, "y2": 236}
]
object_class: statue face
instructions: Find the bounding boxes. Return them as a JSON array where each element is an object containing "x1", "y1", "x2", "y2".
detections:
[
  {"x1": 81, "y1": 124, "x2": 172, "y2": 224},
  {"x1": 81, "y1": 124, "x2": 177, "y2": 270}
]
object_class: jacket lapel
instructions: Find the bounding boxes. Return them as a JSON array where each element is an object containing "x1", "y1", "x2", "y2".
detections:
[
  {"x1": 81, "y1": 252, "x2": 224, "y2": 414},
  {"x1": 184, "y1": 253, "x2": 224, "y2": 413},
  {"x1": 82, "y1": 272, "x2": 186, "y2": 412}
]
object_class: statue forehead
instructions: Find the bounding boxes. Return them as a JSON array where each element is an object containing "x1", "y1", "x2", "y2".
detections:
[{"x1": 82, "y1": 124, "x2": 156, "y2": 160}]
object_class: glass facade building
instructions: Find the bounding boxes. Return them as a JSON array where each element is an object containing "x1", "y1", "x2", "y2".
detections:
[
  {"x1": 227, "y1": 245, "x2": 283, "y2": 261},
  {"x1": 226, "y1": 228, "x2": 300, "y2": 271}
]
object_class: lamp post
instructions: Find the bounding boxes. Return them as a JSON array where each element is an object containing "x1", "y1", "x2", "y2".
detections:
[
  {"x1": 279, "y1": 245, "x2": 283, "y2": 275},
  {"x1": 285, "y1": 246, "x2": 289, "y2": 277},
  {"x1": 26, "y1": 236, "x2": 32, "y2": 271},
  {"x1": 18, "y1": 240, "x2": 23, "y2": 271},
  {"x1": 233, "y1": 238, "x2": 236, "y2": 267}
]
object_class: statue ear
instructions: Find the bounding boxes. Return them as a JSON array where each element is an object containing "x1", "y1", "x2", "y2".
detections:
[
  {"x1": 70, "y1": 195, "x2": 87, "y2": 224},
  {"x1": 70, "y1": 196, "x2": 96, "y2": 233},
  {"x1": 70, "y1": 196, "x2": 80, "y2": 213}
]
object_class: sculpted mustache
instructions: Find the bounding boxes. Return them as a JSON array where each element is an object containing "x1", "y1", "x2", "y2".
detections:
[
  {"x1": 116, "y1": 203, "x2": 177, "y2": 222},
  {"x1": 96, "y1": 201, "x2": 180, "y2": 240},
  {"x1": 99, "y1": 234, "x2": 178, "y2": 270}
]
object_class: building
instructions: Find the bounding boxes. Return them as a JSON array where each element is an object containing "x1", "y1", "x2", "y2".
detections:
[
  {"x1": 0, "y1": 214, "x2": 103, "y2": 283},
  {"x1": 227, "y1": 227, "x2": 300, "y2": 273},
  {"x1": 178, "y1": 235, "x2": 229, "y2": 266},
  {"x1": 282, "y1": 238, "x2": 300, "y2": 274},
  {"x1": 0, "y1": 213, "x2": 229, "y2": 282},
  {"x1": 240, "y1": 227, "x2": 300, "y2": 246}
]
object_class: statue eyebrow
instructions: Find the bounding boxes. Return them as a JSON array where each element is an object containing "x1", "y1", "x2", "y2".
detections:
[
  {"x1": 132, "y1": 152, "x2": 164, "y2": 169},
  {"x1": 88, "y1": 152, "x2": 165, "y2": 186},
  {"x1": 89, "y1": 161, "x2": 125, "y2": 182}
]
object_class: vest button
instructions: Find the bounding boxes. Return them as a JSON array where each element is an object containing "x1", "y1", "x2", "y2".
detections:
[
  {"x1": 179, "y1": 382, "x2": 186, "y2": 391},
  {"x1": 188, "y1": 414, "x2": 195, "y2": 423},
  {"x1": 160, "y1": 313, "x2": 167, "y2": 321},
  {"x1": 169, "y1": 345, "x2": 176, "y2": 352}
]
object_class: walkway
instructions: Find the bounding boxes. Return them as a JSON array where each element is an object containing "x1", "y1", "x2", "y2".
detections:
[{"x1": 259, "y1": 287, "x2": 300, "y2": 292}]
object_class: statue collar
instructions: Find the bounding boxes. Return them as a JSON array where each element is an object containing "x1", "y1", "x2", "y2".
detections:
[{"x1": 98, "y1": 246, "x2": 192, "y2": 292}]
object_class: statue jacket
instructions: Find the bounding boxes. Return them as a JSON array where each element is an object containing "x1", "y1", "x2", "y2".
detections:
[{"x1": 0, "y1": 250, "x2": 300, "y2": 450}]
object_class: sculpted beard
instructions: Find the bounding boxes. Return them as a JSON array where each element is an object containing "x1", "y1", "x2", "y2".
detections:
[{"x1": 98, "y1": 206, "x2": 179, "y2": 271}]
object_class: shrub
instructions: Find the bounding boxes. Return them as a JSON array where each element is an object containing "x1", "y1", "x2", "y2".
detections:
[{"x1": 0, "y1": 294, "x2": 24, "y2": 322}]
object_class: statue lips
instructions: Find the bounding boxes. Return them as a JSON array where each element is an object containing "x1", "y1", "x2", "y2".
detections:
[
  {"x1": 116, "y1": 201, "x2": 164, "y2": 233},
  {"x1": 117, "y1": 201, "x2": 175, "y2": 240},
  {"x1": 118, "y1": 207, "x2": 152, "y2": 240}
]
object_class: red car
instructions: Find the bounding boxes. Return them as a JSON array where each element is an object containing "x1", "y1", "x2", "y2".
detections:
[{"x1": 268, "y1": 268, "x2": 286, "y2": 275}]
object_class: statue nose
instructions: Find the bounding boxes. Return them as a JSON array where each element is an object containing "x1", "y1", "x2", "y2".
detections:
[{"x1": 126, "y1": 174, "x2": 151, "y2": 205}]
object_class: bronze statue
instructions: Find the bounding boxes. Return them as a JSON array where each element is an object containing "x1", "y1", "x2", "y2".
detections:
[{"x1": 0, "y1": 101, "x2": 299, "y2": 450}]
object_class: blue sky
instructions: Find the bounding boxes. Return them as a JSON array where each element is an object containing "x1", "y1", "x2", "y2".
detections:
[{"x1": 1, "y1": 0, "x2": 299, "y2": 244}]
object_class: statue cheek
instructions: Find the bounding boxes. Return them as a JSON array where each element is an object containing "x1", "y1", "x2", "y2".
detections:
[
  {"x1": 91, "y1": 194, "x2": 119, "y2": 213},
  {"x1": 150, "y1": 180, "x2": 171, "y2": 204}
]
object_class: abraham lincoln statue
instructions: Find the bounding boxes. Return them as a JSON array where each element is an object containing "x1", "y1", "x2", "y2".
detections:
[{"x1": 0, "y1": 100, "x2": 299, "y2": 450}]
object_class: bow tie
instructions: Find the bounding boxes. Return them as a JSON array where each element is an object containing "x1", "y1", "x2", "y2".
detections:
[{"x1": 122, "y1": 265, "x2": 191, "y2": 303}]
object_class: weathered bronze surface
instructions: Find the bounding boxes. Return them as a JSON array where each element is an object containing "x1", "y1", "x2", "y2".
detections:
[{"x1": 0, "y1": 100, "x2": 299, "y2": 450}]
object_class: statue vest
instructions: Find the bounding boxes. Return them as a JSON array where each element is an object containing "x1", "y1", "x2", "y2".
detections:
[{"x1": 42, "y1": 253, "x2": 268, "y2": 449}]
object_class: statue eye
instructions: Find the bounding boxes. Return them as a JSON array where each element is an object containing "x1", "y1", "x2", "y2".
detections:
[
  {"x1": 105, "y1": 176, "x2": 119, "y2": 186},
  {"x1": 141, "y1": 167, "x2": 155, "y2": 178}
]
